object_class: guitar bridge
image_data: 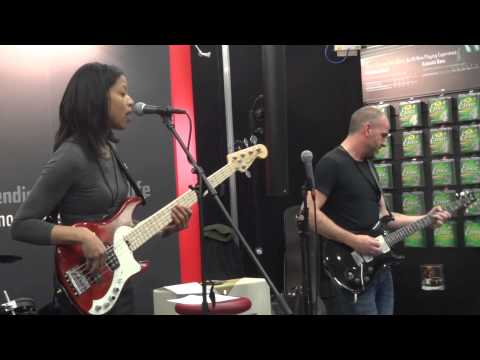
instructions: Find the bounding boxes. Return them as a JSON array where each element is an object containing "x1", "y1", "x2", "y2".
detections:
[{"x1": 66, "y1": 267, "x2": 90, "y2": 295}]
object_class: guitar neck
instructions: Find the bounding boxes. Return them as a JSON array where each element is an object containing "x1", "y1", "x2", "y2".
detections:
[
  {"x1": 386, "y1": 215, "x2": 433, "y2": 247},
  {"x1": 386, "y1": 199, "x2": 463, "y2": 247},
  {"x1": 125, "y1": 162, "x2": 235, "y2": 251}
]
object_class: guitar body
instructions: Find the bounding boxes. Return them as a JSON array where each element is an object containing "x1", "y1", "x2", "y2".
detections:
[
  {"x1": 322, "y1": 221, "x2": 402, "y2": 295},
  {"x1": 55, "y1": 197, "x2": 149, "y2": 315}
]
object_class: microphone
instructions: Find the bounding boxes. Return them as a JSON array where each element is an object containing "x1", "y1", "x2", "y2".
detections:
[
  {"x1": 133, "y1": 102, "x2": 187, "y2": 116},
  {"x1": 301, "y1": 150, "x2": 316, "y2": 191}
]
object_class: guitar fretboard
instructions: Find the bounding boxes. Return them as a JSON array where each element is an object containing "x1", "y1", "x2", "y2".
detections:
[
  {"x1": 385, "y1": 199, "x2": 464, "y2": 247},
  {"x1": 124, "y1": 163, "x2": 236, "y2": 251}
]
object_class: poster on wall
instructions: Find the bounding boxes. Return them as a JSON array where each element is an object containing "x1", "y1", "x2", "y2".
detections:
[{"x1": 361, "y1": 45, "x2": 480, "y2": 103}]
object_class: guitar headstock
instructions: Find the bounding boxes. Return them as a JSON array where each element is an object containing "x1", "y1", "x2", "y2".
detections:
[
  {"x1": 455, "y1": 191, "x2": 478, "y2": 210},
  {"x1": 227, "y1": 144, "x2": 268, "y2": 173}
]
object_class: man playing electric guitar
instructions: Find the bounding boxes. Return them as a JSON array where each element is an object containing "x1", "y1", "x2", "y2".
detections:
[{"x1": 306, "y1": 106, "x2": 451, "y2": 315}]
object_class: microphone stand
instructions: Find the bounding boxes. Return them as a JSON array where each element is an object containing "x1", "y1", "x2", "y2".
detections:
[
  {"x1": 304, "y1": 183, "x2": 319, "y2": 315},
  {"x1": 298, "y1": 184, "x2": 312, "y2": 314},
  {"x1": 161, "y1": 113, "x2": 293, "y2": 315}
]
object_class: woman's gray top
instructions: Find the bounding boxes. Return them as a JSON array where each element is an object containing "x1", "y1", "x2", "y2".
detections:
[{"x1": 12, "y1": 140, "x2": 129, "y2": 245}]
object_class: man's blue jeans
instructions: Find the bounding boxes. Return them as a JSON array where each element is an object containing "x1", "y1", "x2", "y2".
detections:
[{"x1": 324, "y1": 268, "x2": 394, "y2": 315}]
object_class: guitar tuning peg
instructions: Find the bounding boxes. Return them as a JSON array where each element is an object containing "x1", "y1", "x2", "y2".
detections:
[
  {"x1": 253, "y1": 127, "x2": 264, "y2": 137},
  {"x1": 249, "y1": 135, "x2": 258, "y2": 145},
  {"x1": 244, "y1": 170, "x2": 252, "y2": 179},
  {"x1": 243, "y1": 138, "x2": 250, "y2": 148},
  {"x1": 234, "y1": 140, "x2": 244, "y2": 151}
]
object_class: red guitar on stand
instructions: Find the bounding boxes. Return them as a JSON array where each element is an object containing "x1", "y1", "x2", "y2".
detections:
[{"x1": 55, "y1": 144, "x2": 268, "y2": 315}]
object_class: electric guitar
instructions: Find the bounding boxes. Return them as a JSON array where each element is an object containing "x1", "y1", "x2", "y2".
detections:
[
  {"x1": 55, "y1": 144, "x2": 268, "y2": 315},
  {"x1": 322, "y1": 191, "x2": 477, "y2": 295}
]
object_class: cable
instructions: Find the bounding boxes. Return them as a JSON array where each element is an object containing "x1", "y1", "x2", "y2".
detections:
[
  {"x1": 194, "y1": 45, "x2": 211, "y2": 58},
  {"x1": 185, "y1": 112, "x2": 193, "y2": 150}
]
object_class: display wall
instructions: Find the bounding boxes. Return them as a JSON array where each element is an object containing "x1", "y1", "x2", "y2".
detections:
[{"x1": 364, "y1": 45, "x2": 480, "y2": 314}]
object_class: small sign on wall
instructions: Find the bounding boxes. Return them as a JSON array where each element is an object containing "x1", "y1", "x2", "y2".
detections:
[{"x1": 421, "y1": 264, "x2": 445, "y2": 291}]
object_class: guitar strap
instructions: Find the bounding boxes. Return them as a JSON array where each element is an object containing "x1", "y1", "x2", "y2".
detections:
[
  {"x1": 338, "y1": 145, "x2": 394, "y2": 222},
  {"x1": 108, "y1": 143, "x2": 146, "y2": 206},
  {"x1": 367, "y1": 160, "x2": 394, "y2": 222}
]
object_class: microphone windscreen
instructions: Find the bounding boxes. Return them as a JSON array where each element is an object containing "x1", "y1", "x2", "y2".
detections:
[
  {"x1": 301, "y1": 150, "x2": 313, "y2": 162},
  {"x1": 133, "y1": 102, "x2": 146, "y2": 115}
]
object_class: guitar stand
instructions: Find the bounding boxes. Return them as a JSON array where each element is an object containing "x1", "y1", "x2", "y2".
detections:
[
  {"x1": 160, "y1": 113, "x2": 293, "y2": 315},
  {"x1": 1, "y1": 290, "x2": 37, "y2": 315},
  {"x1": 1, "y1": 290, "x2": 16, "y2": 315}
]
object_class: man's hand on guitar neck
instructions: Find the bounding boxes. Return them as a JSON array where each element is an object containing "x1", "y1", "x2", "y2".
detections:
[
  {"x1": 349, "y1": 234, "x2": 383, "y2": 257},
  {"x1": 162, "y1": 205, "x2": 193, "y2": 237},
  {"x1": 427, "y1": 206, "x2": 452, "y2": 229}
]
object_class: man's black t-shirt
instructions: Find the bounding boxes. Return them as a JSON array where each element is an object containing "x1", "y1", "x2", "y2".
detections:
[{"x1": 314, "y1": 146, "x2": 381, "y2": 233}]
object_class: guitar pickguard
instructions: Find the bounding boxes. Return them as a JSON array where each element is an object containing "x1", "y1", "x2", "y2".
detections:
[{"x1": 89, "y1": 226, "x2": 140, "y2": 315}]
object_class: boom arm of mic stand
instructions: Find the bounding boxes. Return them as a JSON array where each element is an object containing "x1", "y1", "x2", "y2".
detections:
[{"x1": 161, "y1": 114, "x2": 293, "y2": 315}]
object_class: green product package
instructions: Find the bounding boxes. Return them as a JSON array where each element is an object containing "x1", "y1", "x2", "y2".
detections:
[
  {"x1": 404, "y1": 230, "x2": 427, "y2": 247},
  {"x1": 460, "y1": 157, "x2": 480, "y2": 184},
  {"x1": 459, "y1": 125, "x2": 480, "y2": 153},
  {"x1": 374, "y1": 163, "x2": 393, "y2": 188},
  {"x1": 399, "y1": 101, "x2": 422, "y2": 128},
  {"x1": 433, "y1": 190, "x2": 457, "y2": 210},
  {"x1": 402, "y1": 192, "x2": 426, "y2": 247},
  {"x1": 374, "y1": 136, "x2": 392, "y2": 160},
  {"x1": 402, "y1": 191, "x2": 425, "y2": 215},
  {"x1": 465, "y1": 220, "x2": 480, "y2": 247},
  {"x1": 433, "y1": 221, "x2": 457, "y2": 247},
  {"x1": 431, "y1": 159, "x2": 456, "y2": 186},
  {"x1": 429, "y1": 128, "x2": 453, "y2": 155},
  {"x1": 457, "y1": 93, "x2": 480, "y2": 122},
  {"x1": 428, "y1": 97, "x2": 452, "y2": 125},
  {"x1": 402, "y1": 130, "x2": 423, "y2": 158},
  {"x1": 402, "y1": 161, "x2": 424, "y2": 187}
]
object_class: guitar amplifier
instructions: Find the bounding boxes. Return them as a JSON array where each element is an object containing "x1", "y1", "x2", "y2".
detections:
[{"x1": 153, "y1": 277, "x2": 271, "y2": 315}]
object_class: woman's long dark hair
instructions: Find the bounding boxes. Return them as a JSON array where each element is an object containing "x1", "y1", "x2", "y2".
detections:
[{"x1": 54, "y1": 62, "x2": 124, "y2": 156}]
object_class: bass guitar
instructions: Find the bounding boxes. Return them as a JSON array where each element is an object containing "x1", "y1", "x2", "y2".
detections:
[{"x1": 55, "y1": 144, "x2": 268, "y2": 314}]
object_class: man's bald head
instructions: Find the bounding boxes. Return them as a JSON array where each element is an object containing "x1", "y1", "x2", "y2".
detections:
[{"x1": 348, "y1": 106, "x2": 385, "y2": 135}]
